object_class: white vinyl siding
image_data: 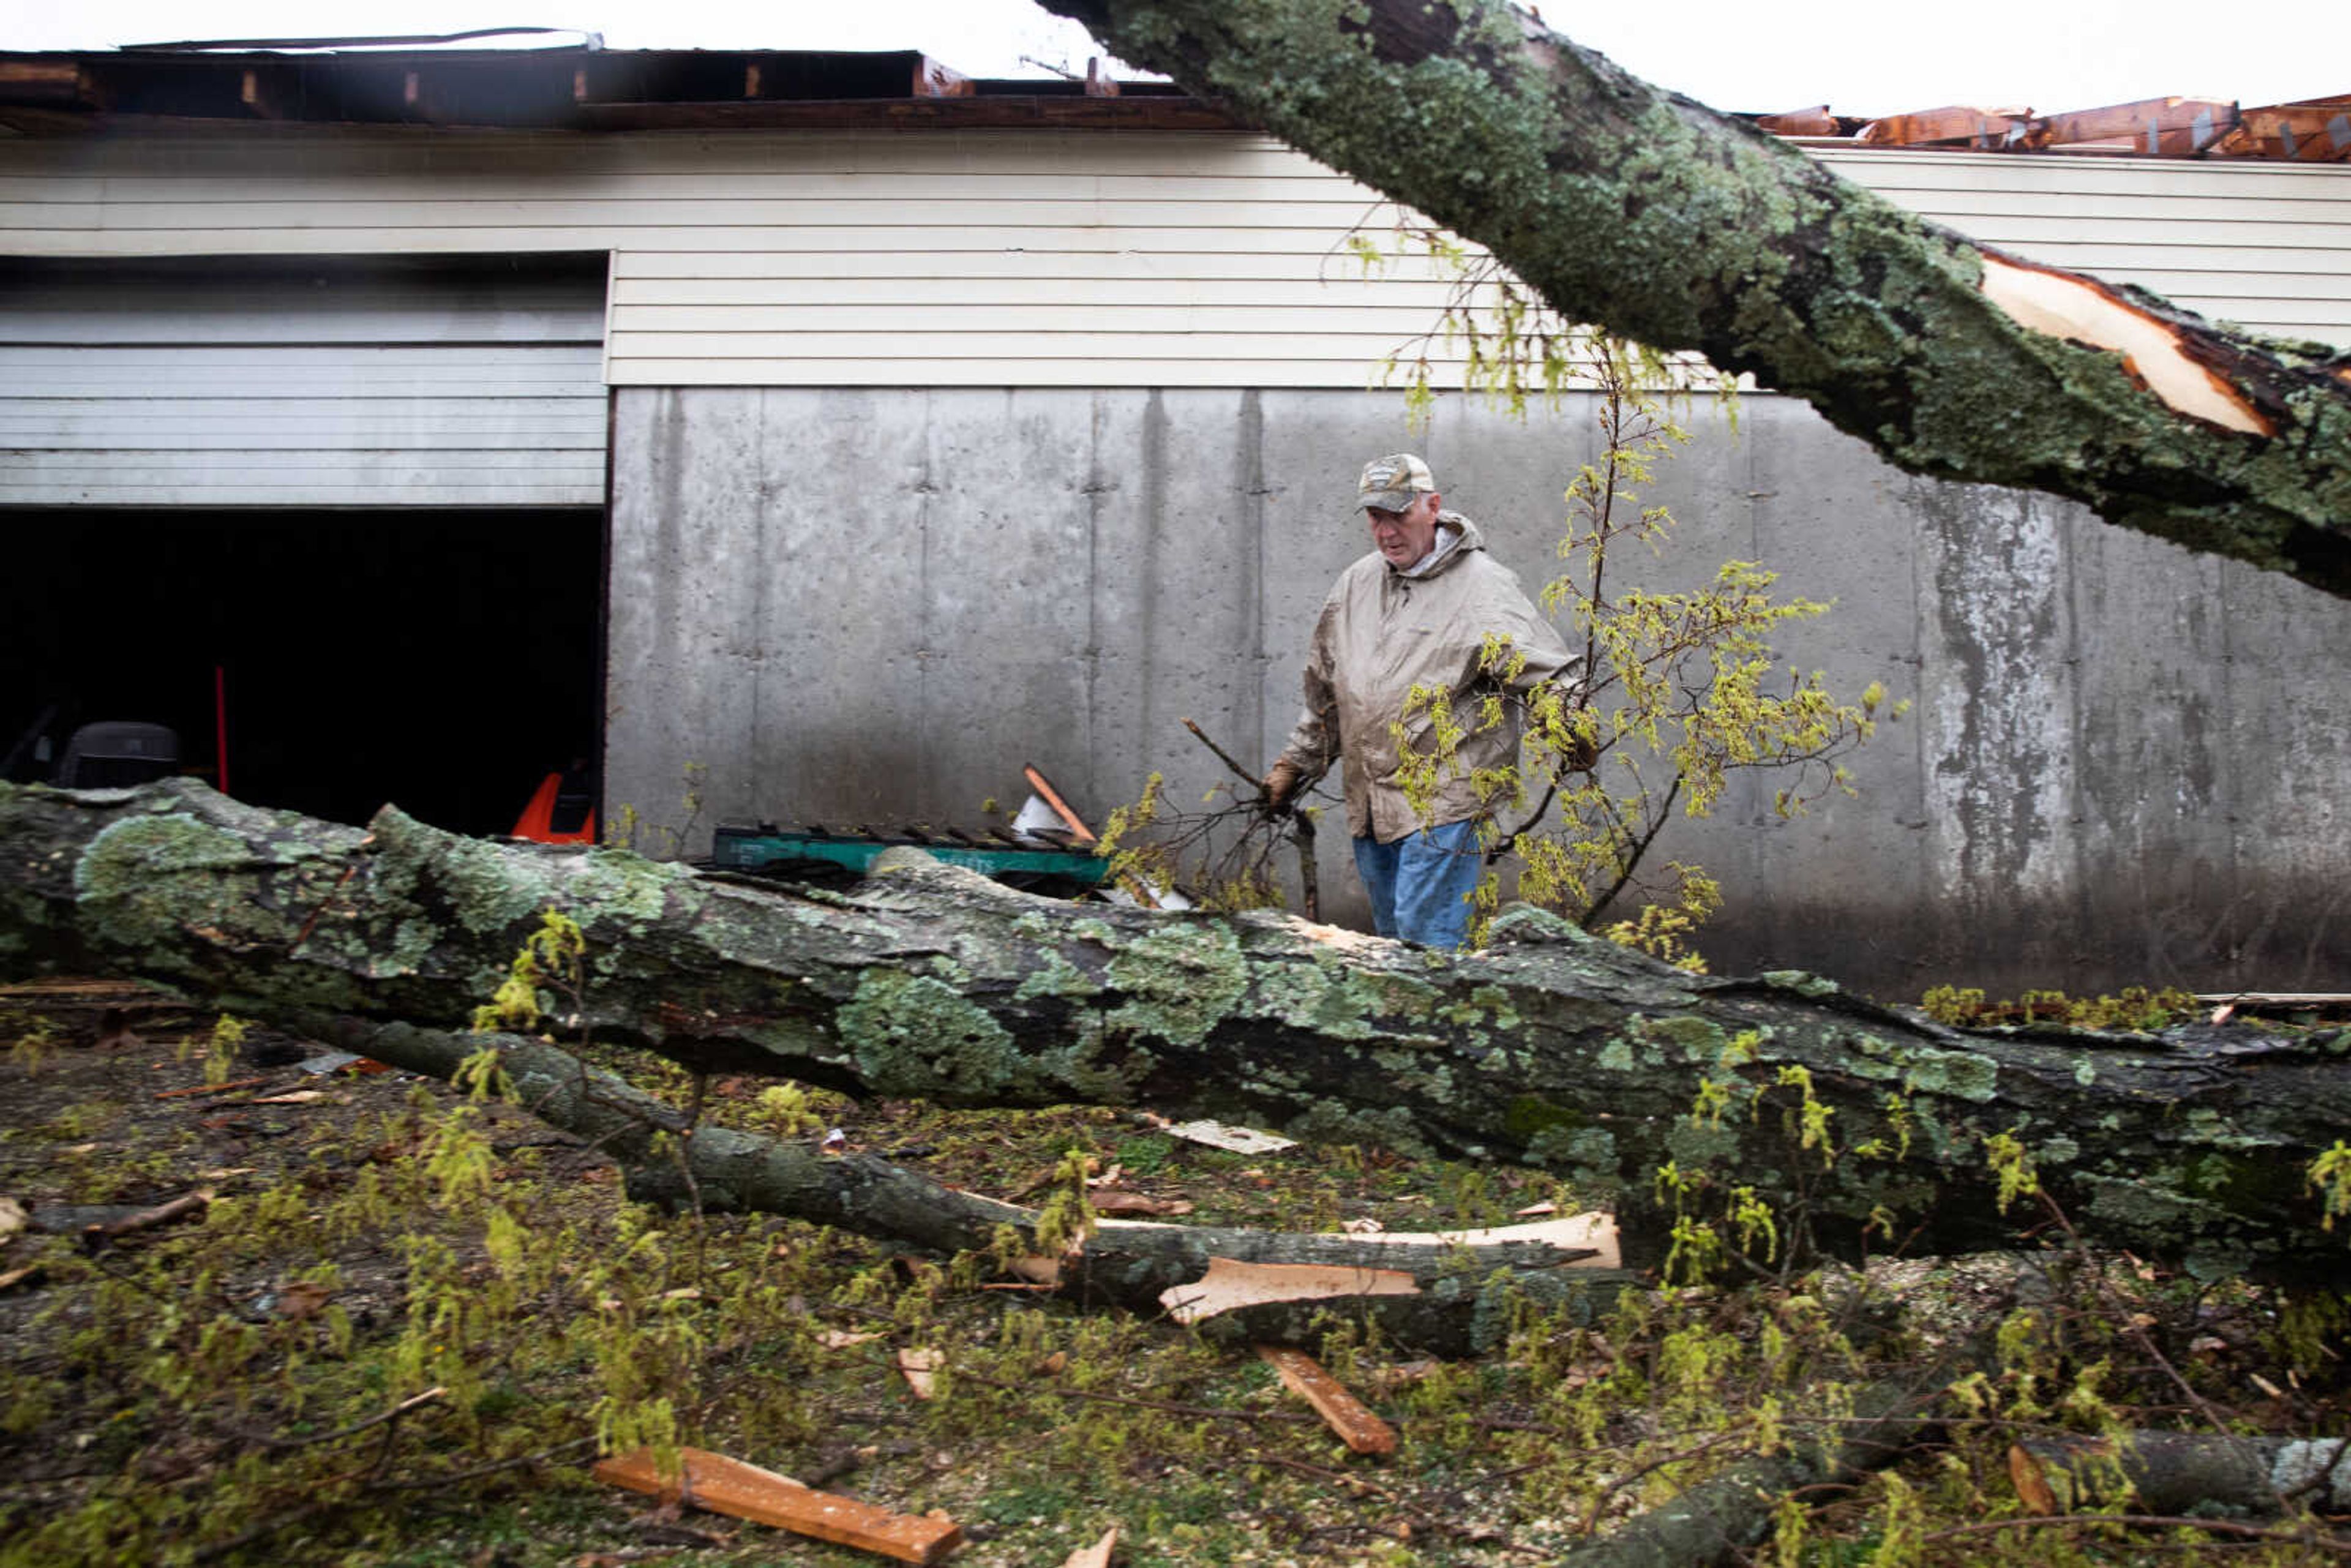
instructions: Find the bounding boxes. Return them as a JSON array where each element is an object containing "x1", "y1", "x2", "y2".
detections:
[
  {"x1": 1817, "y1": 146, "x2": 2351, "y2": 342},
  {"x1": 0, "y1": 264, "x2": 606, "y2": 506},
  {"x1": 0, "y1": 129, "x2": 2342, "y2": 396}
]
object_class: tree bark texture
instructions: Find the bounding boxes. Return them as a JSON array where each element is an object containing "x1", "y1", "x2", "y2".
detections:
[
  {"x1": 2016, "y1": 1431, "x2": 2351, "y2": 1518},
  {"x1": 1559, "y1": 1362, "x2": 1955, "y2": 1568},
  {"x1": 1040, "y1": 0, "x2": 2351, "y2": 599},
  {"x1": 4, "y1": 781, "x2": 2348, "y2": 1281},
  {"x1": 319, "y1": 1015, "x2": 1630, "y2": 1356}
]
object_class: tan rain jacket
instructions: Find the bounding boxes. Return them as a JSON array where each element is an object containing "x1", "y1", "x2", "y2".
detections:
[{"x1": 1276, "y1": 513, "x2": 1583, "y2": 843}]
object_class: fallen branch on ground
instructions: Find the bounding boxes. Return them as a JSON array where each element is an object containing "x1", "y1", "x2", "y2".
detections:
[{"x1": 318, "y1": 1015, "x2": 1630, "y2": 1355}]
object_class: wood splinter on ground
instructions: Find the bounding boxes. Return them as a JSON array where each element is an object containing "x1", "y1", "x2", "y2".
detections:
[
  {"x1": 896, "y1": 1346, "x2": 945, "y2": 1400},
  {"x1": 1153, "y1": 1214, "x2": 1617, "y2": 1330},
  {"x1": 593, "y1": 1446, "x2": 964, "y2": 1565},
  {"x1": 1160, "y1": 1258, "x2": 1422, "y2": 1326},
  {"x1": 1061, "y1": 1525, "x2": 1119, "y2": 1568},
  {"x1": 1256, "y1": 1345, "x2": 1399, "y2": 1455}
]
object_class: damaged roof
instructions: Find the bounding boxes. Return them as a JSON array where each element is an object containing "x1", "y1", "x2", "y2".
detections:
[
  {"x1": 0, "y1": 43, "x2": 1225, "y2": 134},
  {"x1": 0, "y1": 39, "x2": 2341, "y2": 160}
]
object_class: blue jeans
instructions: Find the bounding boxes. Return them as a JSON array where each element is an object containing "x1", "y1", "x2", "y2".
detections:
[{"x1": 1352, "y1": 818, "x2": 1485, "y2": 950}]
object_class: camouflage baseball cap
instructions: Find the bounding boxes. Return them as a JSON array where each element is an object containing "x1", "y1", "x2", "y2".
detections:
[{"x1": 1356, "y1": 452, "x2": 1436, "y2": 512}]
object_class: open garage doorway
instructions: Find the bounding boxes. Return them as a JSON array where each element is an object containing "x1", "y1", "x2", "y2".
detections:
[{"x1": 0, "y1": 508, "x2": 605, "y2": 838}]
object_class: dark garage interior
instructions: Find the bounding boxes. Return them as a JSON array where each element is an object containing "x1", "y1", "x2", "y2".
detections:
[{"x1": 1, "y1": 508, "x2": 605, "y2": 838}]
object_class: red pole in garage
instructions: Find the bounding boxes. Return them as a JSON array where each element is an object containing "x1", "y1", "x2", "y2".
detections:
[{"x1": 214, "y1": 664, "x2": 230, "y2": 798}]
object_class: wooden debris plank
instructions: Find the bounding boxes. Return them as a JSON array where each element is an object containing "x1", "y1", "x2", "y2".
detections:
[
  {"x1": 1256, "y1": 1345, "x2": 1398, "y2": 1455},
  {"x1": 1859, "y1": 105, "x2": 2030, "y2": 148},
  {"x1": 2037, "y1": 96, "x2": 2235, "y2": 152},
  {"x1": 1021, "y1": 764, "x2": 1097, "y2": 844},
  {"x1": 594, "y1": 1446, "x2": 963, "y2": 1566},
  {"x1": 2221, "y1": 106, "x2": 2351, "y2": 162},
  {"x1": 1755, "y1": 105, "x2": 1838, "y2": 137}
]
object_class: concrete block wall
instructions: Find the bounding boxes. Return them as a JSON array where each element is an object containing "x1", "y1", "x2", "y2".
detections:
[{"x1": 605, "y1": 384, "x2": 2351, "y2": 1000}]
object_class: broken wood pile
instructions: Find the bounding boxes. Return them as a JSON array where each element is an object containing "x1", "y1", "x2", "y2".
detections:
[{"x1": 1755, "y1": 92, "x2": 2351, "y2": 161}]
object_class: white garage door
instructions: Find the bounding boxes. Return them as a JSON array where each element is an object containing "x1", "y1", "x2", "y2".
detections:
[{"x1": 0, "y1": 255, "x2": 607, "y2": 508}]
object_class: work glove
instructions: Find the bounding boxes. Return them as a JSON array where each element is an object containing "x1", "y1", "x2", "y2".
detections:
[{"x1": 1261, "y1": 759, "x2": 1305, "y2": 811}]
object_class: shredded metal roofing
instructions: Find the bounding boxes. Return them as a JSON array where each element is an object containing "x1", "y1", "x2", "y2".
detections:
[{"x1": 0, "y1": 42, "x2": 2341, "y2": 159}]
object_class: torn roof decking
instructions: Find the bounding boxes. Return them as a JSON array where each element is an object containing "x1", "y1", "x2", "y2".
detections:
[
  {"x1": 0, "y1": 48, "x2": 1220, "y2": 135},
  {"x1": 1757, "y1": 94, "x2": 2351, "y2": 162},
  {"x1": 0, "y1": 44, "x2": 2339, "y2": 157}
]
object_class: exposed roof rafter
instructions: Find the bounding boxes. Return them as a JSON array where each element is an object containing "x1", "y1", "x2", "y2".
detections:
[{"x1": 0, "y1": 44, "x2": 2338, "y2": 156}]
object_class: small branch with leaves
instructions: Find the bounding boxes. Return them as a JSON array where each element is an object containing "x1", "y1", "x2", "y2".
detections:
[{"x1": 1093, "y1": 718, "x2": 1323, "y2": 919}]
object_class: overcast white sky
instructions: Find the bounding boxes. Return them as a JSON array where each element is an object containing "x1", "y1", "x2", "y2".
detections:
[{"x1": 1, "y1": 0, "x2": 2342, "y2": 120}]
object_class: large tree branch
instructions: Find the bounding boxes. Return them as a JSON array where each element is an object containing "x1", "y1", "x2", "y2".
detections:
[
  {"x1": 322, "y1": 1016, "x2": 1629, "y2": 1355},
  {"x1": 3, "y1": 780, "x2": 2347, "y2": 1281},
  {"x1": 1041, "y1": 0, "x2": 2351, "y2": 598}
]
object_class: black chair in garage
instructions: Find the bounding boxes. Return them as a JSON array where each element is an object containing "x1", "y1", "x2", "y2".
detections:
[{"x1": 53, "y1": 722, "x2": 180, "y2": 789}]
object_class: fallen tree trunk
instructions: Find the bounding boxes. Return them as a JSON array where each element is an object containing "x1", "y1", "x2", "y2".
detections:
[
  {"x1": 1039, "y1": 0, "x2": 2351, "y2": 599},
  {"x1": 326, "y1": 1015, "x2": 1631, "y2": 1356},
  {"x1": 4, "y1": 780, "x2": 2348, "y2": 1280}
]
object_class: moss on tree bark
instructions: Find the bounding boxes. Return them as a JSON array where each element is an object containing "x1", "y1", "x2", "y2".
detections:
[{"x1": 2, "y1": 780, "x2": 2347, "y2": 1282}]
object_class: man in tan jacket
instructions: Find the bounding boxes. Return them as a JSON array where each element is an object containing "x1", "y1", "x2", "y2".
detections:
[{"x1": 1262, "y1": 454, "x2": 1582, "y2": 949}]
